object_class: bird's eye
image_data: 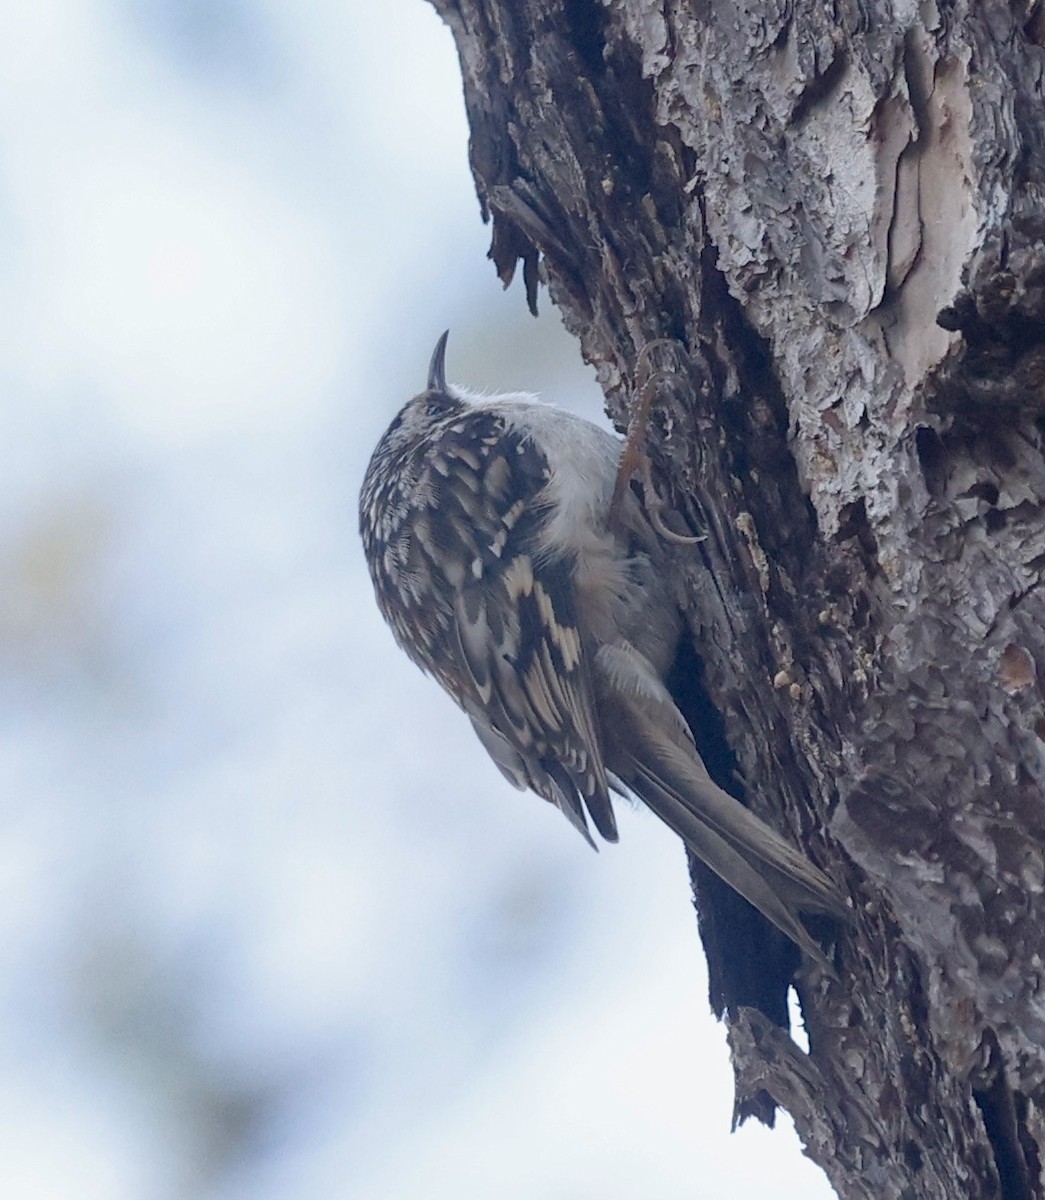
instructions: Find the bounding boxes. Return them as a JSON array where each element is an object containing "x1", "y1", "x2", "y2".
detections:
[{"x1": 423, "y1": 392, "x2": 456, "y2": 418}]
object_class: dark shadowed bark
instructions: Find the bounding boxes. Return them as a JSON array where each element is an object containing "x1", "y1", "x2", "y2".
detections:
[{"x1": 425, "y1": 1, "x2": 1045, "y2": 1196}]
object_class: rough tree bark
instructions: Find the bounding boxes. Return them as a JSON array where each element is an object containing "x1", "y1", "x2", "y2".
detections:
[{"x1": 425, "y1": 1, "x2": 1045, "y2": 1196}]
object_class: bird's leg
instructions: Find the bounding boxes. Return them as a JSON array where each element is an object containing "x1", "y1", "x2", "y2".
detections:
[
  {"x1": 610, "y1": 353, "x2": 703, "y2": 546},
  {"x1": 609, "y1": 364, "x2": 657, "y2": 524}
]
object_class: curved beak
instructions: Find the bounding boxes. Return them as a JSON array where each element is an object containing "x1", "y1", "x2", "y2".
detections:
[{"x1": 427, "y1": 330, "x2": 450, "y2": 392}]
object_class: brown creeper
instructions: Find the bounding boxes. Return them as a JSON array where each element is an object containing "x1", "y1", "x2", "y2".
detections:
[{"x1": 359, "y1": 332, "x2": 844, "y2": 968}]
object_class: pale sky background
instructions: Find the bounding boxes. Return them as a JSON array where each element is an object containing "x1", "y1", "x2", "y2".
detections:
[{"x1": 0, "y1": 3, "x2": 835, "y2": 1197}]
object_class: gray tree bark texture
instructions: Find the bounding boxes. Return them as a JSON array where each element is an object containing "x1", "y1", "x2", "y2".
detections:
[{"x1": 426, "y1": 1, "x2": 1045, "y2": 1196}]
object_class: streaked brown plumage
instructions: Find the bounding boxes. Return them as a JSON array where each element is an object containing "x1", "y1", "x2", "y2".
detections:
[{"x1": 360, "y1": 332, "x2": 845, "y2": 969}]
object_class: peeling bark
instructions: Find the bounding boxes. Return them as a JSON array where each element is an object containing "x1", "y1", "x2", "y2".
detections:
[{"x1": 427, "y1": 0, "x2": 1045, "y2": 1195}]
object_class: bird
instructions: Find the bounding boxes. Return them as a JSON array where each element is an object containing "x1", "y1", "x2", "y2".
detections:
[{"x1": 359, "y1": 331, "x2": 845, "y2": 969}]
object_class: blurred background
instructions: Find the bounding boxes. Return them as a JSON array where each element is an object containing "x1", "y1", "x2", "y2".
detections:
[{"x1": 0, "y1": 3, "x2": 835, "y2": 1197}]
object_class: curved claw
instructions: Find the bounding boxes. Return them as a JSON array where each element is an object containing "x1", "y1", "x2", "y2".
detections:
[
  {"x1": 644, "y1": 482, "x2": 705, "y2": 545},
  {"x1": 610, "y1": 363, "x2": 702, "y2": 545}
]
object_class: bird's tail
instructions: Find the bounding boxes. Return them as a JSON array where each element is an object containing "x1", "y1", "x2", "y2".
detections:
[{"x1": 596, "y1": 649, "x2": 845, "y2": 971}]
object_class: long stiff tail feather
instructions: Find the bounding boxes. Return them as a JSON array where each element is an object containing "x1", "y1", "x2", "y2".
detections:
[{"x1": 599, "y1": 670, "x2": 846, "y2": 971}]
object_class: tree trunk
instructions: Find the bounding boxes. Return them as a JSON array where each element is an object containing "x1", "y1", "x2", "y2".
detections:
[{"x1": 426, "y1": 1, "x2": 1045, "y2": 1196}]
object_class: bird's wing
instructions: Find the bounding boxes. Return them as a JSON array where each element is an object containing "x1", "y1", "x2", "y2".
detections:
[{"x1": 380, "y1": 406, "x2": 618, "y2": 843}]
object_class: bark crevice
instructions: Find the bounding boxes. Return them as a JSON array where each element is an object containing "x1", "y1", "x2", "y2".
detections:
[{"x1": 429, "y1": 1, "x2": 1045, "y2": 1193}]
